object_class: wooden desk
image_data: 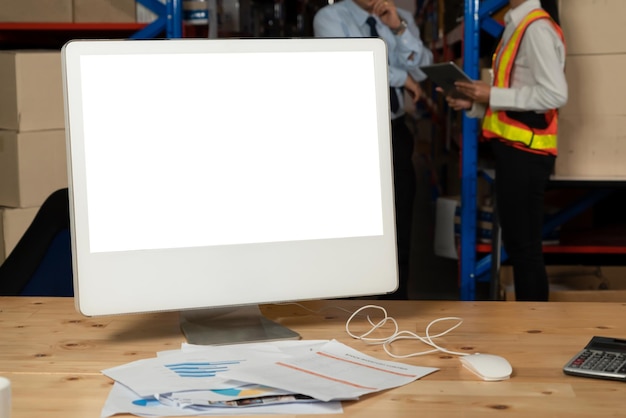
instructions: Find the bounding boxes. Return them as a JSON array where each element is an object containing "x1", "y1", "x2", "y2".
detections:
[{"x1": 1, "y1": 297, "x2": 625, "y2": 417}]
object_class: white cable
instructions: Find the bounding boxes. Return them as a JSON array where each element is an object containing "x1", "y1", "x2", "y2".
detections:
[
  {"x1": 345, "y1": 304, "x2": 470, "y2": 358},
  {"x1": 275, "y1": 302, "x2": 470, "y2": 359}
]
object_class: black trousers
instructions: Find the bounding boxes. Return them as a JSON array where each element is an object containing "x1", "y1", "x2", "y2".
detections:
[
  {"x1": 491, "y1": 140, "x2": 555, "y2": 301},
  {"x1": 0, "y1": 188, "x2": 70, "y2": 295},
  {"x1": 386, "y1": 116, "x2": 416, "y2": 300}
]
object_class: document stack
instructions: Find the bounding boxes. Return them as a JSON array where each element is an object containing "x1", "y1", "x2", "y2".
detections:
[{"x1": 100, "y1": 339, "x2": 438, "y2": 417}]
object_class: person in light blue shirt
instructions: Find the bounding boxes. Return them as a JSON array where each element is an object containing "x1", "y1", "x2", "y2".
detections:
[
  {"x1": 314, "y1": 0, "x2": 433, "y2": 300},
  {"x1": 314, "y1": 0, "x2": 432, "y2": 120}
]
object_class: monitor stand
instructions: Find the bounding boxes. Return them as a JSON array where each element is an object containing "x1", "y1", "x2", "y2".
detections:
[{"x1": 179, "y1": 305, "x2": 301, "y2": 345}]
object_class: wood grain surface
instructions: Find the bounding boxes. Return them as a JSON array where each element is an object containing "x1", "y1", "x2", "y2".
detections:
[{"x1": 1, "y1": 297, "x2": 625, "y2": 417}]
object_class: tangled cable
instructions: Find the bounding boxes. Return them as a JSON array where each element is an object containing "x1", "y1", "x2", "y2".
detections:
[{"x1": 345, "y1": 304, "x2": 469, "y2": 358}]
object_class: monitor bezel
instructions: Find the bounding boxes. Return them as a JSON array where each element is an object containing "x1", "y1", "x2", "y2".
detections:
[{"x1": 62, "y1": 37, "x2": 398, "y2": 318}]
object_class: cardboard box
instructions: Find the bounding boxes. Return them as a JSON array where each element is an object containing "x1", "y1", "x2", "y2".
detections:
[
  {"x1": 0, "y1": 0, "x2": 72, "y2": 22},
  {"x1": 556, "y1": 54, "x2": 626, "y2": 177},
  {"x1": 0, "y1": 207, "x2": 39, "y2": 263},
  {"x1": 0, "y1": 51, "x2": 65, "y2": 132},
  {"x1": 559, "y1": 0, "x2": 626, "y2": 56},
  {"x1": 501, "y1": 265, "x2": 626, "y2": 302},
  {"x1": 0, "y1": 129, "x2": 68, "y2": 209},
  {"x1": 73, "y1": 0, "x2": 136, "y2": 22}
]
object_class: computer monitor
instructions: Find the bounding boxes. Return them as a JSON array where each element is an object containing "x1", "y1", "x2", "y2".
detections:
[{"x1": 62, "y1": 37, "x2": 398, "y2": 345}]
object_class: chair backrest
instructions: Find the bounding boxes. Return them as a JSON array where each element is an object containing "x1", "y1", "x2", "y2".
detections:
[
  {"x1": 19, "y1": 229, "x2": 73, "y2": 296},
  {"x1": 0, "y1": 188, "x2": 73, "y2": 296}
]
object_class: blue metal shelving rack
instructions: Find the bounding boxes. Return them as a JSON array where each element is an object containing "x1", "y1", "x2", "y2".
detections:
[
  {"x1": 133, "y1": 0, "x2": 183, "y2": 38},
  {"x1": 458, "y1": 0, "x2": 508, "y2": 300}
]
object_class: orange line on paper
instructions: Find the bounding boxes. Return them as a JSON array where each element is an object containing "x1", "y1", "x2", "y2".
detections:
[
  {"x1": 317, "y1": 351, "x2": 417, "y2": 378},
  {"x1": 275, "y1": 362, "x2": 378, "y2": 390}
]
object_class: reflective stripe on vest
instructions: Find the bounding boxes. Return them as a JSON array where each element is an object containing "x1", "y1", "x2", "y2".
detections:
[{"x1": 482, "y1": 9, "x2": 565, "y2": 155}]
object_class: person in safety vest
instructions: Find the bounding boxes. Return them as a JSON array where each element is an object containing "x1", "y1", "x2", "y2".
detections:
[{"x1": 442, "y1": 0, "x2": 567, "y2": 301}]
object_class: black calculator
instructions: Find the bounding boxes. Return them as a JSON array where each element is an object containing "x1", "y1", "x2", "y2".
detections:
[{"x1": 563, "y1": 336, "x2": 626, "y2": 381}]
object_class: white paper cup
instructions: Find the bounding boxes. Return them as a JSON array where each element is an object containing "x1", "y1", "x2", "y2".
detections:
[{"x1": 0, "y1": 377, "x2": 10, "y2": 418}]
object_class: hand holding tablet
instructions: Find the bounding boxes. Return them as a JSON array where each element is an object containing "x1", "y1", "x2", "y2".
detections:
[{"x1": 420, "y1": 61, "x2": 474, "y2": 99}]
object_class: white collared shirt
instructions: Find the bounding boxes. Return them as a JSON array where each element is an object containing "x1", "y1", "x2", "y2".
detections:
[{"x1": 313, "y1": 0, "x2": 433, "y2": 119}]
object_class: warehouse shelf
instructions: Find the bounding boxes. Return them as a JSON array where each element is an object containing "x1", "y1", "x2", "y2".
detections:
[
  {"x1": 454, "y1": 0, "x2": 507, "y2": 301},
  {"x1": 0, "y1": 22, "x2": 150, "y2": 48},
  {"x1": 478, "y1": 240, "x2": 626, "y2": 256},
  {"x1": 0, "y1": 22, "x2": 146, "y2": 31},
  {"x1": 479, "y1": 244, "x2": 626, "y2": 255},
  {"x1": 0, "y1": 0, "x2": 183, "y2": 46}
]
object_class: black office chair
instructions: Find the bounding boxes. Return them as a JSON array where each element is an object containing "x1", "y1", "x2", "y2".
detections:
[{"x1": 0, "y1": 188, "x2": 73, "y2": 296}]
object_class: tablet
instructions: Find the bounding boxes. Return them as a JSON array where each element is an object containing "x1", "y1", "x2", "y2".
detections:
[{"x1": 420, "y1": 61, "x2": 474, "y2": 99}]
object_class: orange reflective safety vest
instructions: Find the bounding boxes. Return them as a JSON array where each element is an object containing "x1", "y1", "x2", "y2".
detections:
[{"x1": 482, "y1": 9, "x2": 565, "y2": 156}]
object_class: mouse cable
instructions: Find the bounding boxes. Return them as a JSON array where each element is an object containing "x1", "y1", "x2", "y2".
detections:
[
  {"x1": 274, "y1": 302, "x2": 470, "y2": 359},
  {"x1": 344, "y1": 304, "x2": 470, "y2": 359}
]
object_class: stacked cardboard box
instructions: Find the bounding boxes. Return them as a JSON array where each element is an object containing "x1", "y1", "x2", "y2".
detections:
[
  {"x1": 73, "y1": 0, "x2": 136, "y2": 23},
  {"x1": 0, "y1": 207, "x2": 39, "y2": 264},
  {"x1": 556, "y1": 0, "x2": 626, "y2": 177},
  {"x1": 0, "y1": 0, "x2": 73, "y2": 22},
  {"x1": 0, "y1": 50, "x2": 68, "y2": 262},
  {"x1": 0, "y1": 0, "x2": 135, "y2": 23},
  {"x1": 0, "y1": 0, "x2": 137, "y2": 263}
]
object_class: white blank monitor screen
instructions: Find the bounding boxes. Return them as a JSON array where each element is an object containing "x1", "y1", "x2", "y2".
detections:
[{"x1": 62, "y1": 38, "x2": 398, "y2": 343}]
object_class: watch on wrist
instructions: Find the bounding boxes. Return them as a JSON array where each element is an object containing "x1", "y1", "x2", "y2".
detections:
[{"x1": 391, "y1": 19, "x2": 408, "y2": 35}]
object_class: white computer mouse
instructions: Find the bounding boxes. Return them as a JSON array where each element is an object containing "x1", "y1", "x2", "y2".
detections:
[{"x1": 459, "y1": 353, "x2": 513, "y2": 381}]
